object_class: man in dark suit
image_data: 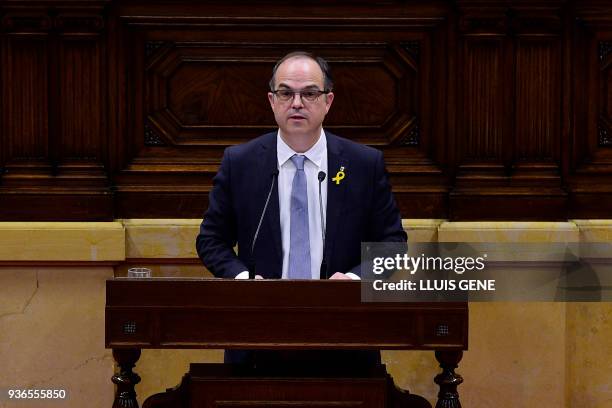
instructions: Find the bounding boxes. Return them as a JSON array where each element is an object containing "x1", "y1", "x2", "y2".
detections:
[
  {"x1": 197, "y1": 51, "x2": 406, "y2": 280},
  {"x1": 196, "y1": 51, "x2": 406, "y2": 367}
]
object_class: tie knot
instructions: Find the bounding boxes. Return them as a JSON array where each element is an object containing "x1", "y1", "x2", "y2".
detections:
[{"x1": 291, "y1": 154, "x2": 306, "y2": 171}]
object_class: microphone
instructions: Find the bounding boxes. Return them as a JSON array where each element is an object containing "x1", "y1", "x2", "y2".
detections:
[
  {"x1": 249, "y1": 169, "x2": 279, "y2": 279},
  {"x1": 318, "y1": 171, "x2": 328, "y2": 279}
]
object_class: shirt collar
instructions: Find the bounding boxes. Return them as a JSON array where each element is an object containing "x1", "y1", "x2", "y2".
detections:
[{"x1": 277, "y1": 129, "x2": 326, "y2": 169}]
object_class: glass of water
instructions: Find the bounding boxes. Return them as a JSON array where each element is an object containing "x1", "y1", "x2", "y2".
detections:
[{"x1": 127, "y1": 267, "x2": 152, "y2": 278}]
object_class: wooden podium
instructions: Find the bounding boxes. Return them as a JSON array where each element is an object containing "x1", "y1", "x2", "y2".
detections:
[{"x1": 105, "y1": 279, "x2": 468, "y2": 408}]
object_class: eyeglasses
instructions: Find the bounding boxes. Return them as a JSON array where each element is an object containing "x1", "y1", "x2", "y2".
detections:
[{"x1": 271, "y1": 88, "x2": 330, "y2": 103}]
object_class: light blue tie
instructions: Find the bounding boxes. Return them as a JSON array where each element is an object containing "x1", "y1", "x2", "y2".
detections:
[{"x1": 288, "y1": 155, "x2": 311, "y2": 279}]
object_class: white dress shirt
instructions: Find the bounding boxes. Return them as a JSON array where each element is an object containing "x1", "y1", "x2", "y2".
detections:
[{"x1": 236, "y1": 129, "x2": 358, "y2": 280}]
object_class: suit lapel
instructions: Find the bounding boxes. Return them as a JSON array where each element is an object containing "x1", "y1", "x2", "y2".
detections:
[
  {"x1": 257, "y1": 133, "x2": 283, "y2": 262},
  {"x1": 324, "y1": 132, "x2": 348, "y2": 273}
]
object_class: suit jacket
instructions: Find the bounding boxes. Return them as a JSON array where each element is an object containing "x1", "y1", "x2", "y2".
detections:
[{"x1": 196, "y1": 130, "x2": 406, "y2": 279}]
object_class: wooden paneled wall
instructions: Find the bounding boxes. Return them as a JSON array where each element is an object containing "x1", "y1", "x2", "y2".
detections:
[{"x1": 1, "y1": 0, "x2": 611, "y2": 221}]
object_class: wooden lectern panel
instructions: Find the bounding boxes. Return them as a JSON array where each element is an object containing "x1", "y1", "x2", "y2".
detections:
[
  {"x1": 106, "y1": 278, "x2": 468, "y2": 408},
  {"x1": 105, "y1": 279, "x2": 468, "y2": 350},
  {"x1": 186, "y1": 364, "x2": 387, "y2": 408}
]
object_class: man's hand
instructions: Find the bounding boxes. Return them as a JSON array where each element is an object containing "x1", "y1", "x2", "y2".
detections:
[
  {"x1": 329, "y1": 272, "x2": 351, "y2": 280},
  {"x1": 234, "y1": 271, "x2": 264, "y2": 279}
]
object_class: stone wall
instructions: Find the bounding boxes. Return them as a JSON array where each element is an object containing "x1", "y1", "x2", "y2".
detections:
[{"x1": 1, "y1": 220, "x2": 611, "y2": 407}]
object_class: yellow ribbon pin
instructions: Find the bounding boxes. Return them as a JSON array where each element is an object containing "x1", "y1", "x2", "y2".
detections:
[{"x1": 332, "y1": 166, "x2": 346, "y2": 185}]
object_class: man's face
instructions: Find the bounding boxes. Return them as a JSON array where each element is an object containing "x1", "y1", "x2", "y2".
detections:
[{"x1": 268, "y1": 57, "x2": 334, "y2": 141}]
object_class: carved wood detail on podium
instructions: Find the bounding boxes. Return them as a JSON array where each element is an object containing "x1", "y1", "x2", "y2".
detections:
[
  {"x1": 387, "y1": 373, "x2": 432, "y2": 408},
  {"x1": 112, "y1": 349, "x2": 142, "y2": 408},
  {"x1": 142, "y1": 374, "x2": 189, "y2": 408},
  {"x1": 434, "y1": 351, "x2": 464, "y2": 408}
]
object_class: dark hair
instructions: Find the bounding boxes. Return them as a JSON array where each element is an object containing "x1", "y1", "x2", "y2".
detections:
[{"x1": 269, "y1": 51, "x2": 334, "y2": 92}]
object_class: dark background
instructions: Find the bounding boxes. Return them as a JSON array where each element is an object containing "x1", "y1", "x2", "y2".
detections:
[{"x1": 1, "y1": 0, "x2": 611, "y2": 221}]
